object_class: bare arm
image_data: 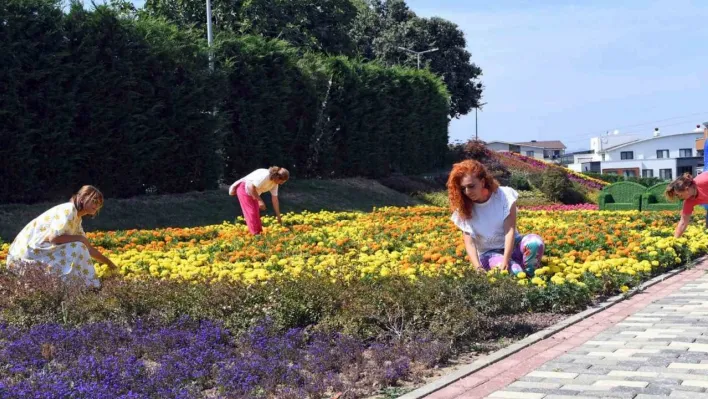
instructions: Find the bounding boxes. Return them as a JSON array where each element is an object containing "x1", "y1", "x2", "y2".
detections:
[
  {"x1": 502, "y1": 204, "x2": 518, "y2": 270},
  {"x1": 272, "y1": 195, "x2": 282, "y2": 224},
  {"x1": 462, "y1": 232, "x2": 482, "y2": 269},
  {"x1": 675, "y1": 213, "x2": 691, "y2": 238},
  {"x1": 86, "y1": 243, "x2": 117, "y2": 269}
]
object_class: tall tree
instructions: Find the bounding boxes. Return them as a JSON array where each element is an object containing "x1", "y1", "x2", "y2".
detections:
[
  {"x1": 351, "y1": 0, "x2": 483, "y2": 118},
  {"x1": 143, "y1": 0, "x2": 358, "y2": 55}
]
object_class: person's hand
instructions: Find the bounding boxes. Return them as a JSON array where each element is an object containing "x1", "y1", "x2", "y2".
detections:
[
  {"x1": 259, "y1": 200, "x2": 266, "y2": 211},
  {"x1": 100, "y1": 261, "x2": 119, "y2": 280},
  {"x1": 277, "y1": 215, "x2": 283, "y2": 225}
]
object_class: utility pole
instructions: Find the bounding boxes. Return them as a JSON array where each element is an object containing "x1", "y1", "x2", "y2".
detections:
[
  {"x1": 206, "y1": 0, "x2": 214, "y2": 71},
  {"x1": 397, "y1": 46, "x2": 439, "y2": 69}
]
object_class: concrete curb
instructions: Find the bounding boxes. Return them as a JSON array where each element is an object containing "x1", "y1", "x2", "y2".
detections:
[{"x1": 396, "y1": 257, "x2": 707, "y2": 399}]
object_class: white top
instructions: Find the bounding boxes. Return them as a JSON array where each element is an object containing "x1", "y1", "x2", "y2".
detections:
[
  {"x1": 230, "y1": 169, "x2": 279, "y2": 196},
  {"x1": 450, "y1": 186, "x2": 520, "y2": 255}
]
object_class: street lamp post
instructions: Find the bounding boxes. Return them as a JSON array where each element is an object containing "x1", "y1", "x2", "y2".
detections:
[
  {"x1": 206, "y1": 0, "x2": 214, "y2": 71},
  {"x1": 397, "y1": 46, "x2": 439, "y2": 69}
]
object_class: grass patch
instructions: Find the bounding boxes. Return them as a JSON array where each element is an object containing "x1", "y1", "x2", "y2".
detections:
[
  {"x1": 416, "y1": 191, "x2": 449, "y2": 208},
  {"x1": 0, "y1": 178, "x2": 421, "y2": 239},
  {"x1": 416, "y1": 190, "x2": 557, "y2": 209}
]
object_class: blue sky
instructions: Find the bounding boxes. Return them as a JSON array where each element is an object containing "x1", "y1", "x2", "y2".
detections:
[
  {"x1": 406, "y1": 0, "x2": 708, "y2": 149},
  {"x1": 127, "y1": 0, "x2": 708, "y2": 150}
]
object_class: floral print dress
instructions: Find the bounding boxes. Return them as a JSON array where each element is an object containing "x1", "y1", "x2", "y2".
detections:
[{"x1": 6, "y1": 202, "x2": 98, "y2": 287}]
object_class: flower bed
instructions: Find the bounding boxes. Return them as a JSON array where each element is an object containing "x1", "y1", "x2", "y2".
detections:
[
  {"x1": 1, "y1": 206, "x2": 707, "y2": 397},
  {"x1": 495, "y1": 151, "x2": 607, "y2": 190},
  {"x1": 1, "y1": 207, "x2": 703, "y2": 287}
]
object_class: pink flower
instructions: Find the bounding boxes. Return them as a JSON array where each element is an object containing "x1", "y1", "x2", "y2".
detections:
[
  {"x1": 493, "y1": 152, "x2": 606, "y2": 190},
  {"x1": 521, "y1": 203, "x2": 599, "y2": 211}
]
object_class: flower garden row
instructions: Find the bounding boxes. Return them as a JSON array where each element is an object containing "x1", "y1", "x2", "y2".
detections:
[
  {"x1": 1, "y1": 206, "x2": 706, "y2": 398},
  {"x1": 495, "y1": 151, "x2": 608, "y2": 190},
  {"x1": 2, "y1": 206, "x2": 690, "y2": 286}
]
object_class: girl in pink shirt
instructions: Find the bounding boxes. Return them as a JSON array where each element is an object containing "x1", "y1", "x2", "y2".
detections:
[{"x1": 666, "y1": 172, "x2": 708, "y2": 238}]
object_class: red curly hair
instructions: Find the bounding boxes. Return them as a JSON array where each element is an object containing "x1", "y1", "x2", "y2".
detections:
[{"x1": 447, "y1": 159, "x2": 500, "y2": 219}]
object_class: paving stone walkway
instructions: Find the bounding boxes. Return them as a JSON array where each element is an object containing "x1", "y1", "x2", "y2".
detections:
[{"x1": 422, "y1": 262, "x2": 708, "y2": 399}]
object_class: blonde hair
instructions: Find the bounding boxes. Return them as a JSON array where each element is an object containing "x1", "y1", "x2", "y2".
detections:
[
  {"x1": 665, "y1": 173, "x2": 695, "y2": 201},
  {"x1": 268, "y1": 166, "x2": 290, "y2": 182},
  {"x1": 71, "y1": 185, "x2": 104, "y2": 214}
]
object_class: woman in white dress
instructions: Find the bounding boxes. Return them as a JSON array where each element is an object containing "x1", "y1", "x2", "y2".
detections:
[{"x1": 6, "y1": 185, "x2": 118, "y2": 287}]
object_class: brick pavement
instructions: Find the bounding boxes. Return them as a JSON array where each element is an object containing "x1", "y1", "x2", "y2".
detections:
[{"x1": 421, "y1": 262, "x2": 708, "y2": 399}]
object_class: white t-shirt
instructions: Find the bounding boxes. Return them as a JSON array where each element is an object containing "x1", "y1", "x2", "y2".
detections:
[
  {"x1": 450, "y1": 186, "x2": 520, "y2": 255},
  {"x1": 230, "y1": 169, "x2": 279, "y2": 196}
]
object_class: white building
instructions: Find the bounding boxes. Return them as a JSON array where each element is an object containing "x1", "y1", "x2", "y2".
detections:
[
  {"x1": 568, "y1": 129, "x2": 703, "y2": 179},
  {"x1": 486, "y1": 140, "x2": 566, "y2": 161}
]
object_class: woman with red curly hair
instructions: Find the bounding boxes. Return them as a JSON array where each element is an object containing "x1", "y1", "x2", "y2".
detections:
[{"x1": 448, "y1": 160, "x2": 544, "y2": 275}]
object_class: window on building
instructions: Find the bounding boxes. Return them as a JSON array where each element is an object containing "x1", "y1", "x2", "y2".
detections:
[
  {"x1": 659, "y1": 169, "x2": 672, "y2": 180},
  {"x1": 678, "y1": 166, "x2": 693, "y2": 175},
  {"x1": 601, "y1": 154, "x2": 606, "y2": 161},
  {"x1": 656, "y1": 149, "x2": 669, "y2": 158},
  {"x1": 526, "y1": 151, "x2": 534, "y2": 157},
  {"x1": 642, "y1": 169, "x2": 654, "y2": 178},
  {"x1": 620, "y1": 151, "x2": 634, "y2": 160},
  {"x1": 699, "y1": 150, "x2": 705, "y2": 158},
  {"x1": 679, "y1": 148, "x2": 693, "y2": 158},
  {"x1": 623, "y1": 170, "x2": 637, "y2": 177}
]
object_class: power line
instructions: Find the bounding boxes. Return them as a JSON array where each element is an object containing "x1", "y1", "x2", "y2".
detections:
[
  {"x1": 539, "y1": 111, "x2": 708, "y2": 147},
  {"x1": 589, "y1": 110, "x2": 708, "y2": 134}
]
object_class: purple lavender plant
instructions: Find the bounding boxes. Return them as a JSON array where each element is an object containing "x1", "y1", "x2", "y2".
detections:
[{"x1": 0, "y1": 318, "x2": 427, "y2": 398}]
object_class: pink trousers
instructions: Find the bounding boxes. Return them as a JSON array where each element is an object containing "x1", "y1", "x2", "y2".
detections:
[{"x1": 235, "y1": 183, "x2": 262, "y2": 235}]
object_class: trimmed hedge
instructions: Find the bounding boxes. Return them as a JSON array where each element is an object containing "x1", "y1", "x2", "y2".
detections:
[
  {"x1": 1, "y1": 0, "x2": 223, "y2": 203},
  {"x1": 1, "y1": 0, "x2": 450, "y2": 204}
]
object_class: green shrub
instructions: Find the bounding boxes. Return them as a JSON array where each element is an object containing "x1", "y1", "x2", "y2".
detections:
[
  {"x1": 527, "y1": 173, "x2": 543, "y2": 190},
  {"x1": 526, "y1": 283, "x2": 592, "y2": 313},
  {"x1": 539, "y1": 168, "x2": 570, "y2": 203},
  {"x1": 460, "y1": 274, "x2": 529, "y2": 316},
  {"x1": 1, "y1": 262, "x2": 647, "y2": 354},
  {"x1": 517, "y1": 190, "x2": 555, "y2": 207},
  {"x1": 509, "y1": 171, "x2": 532, "y2": 191},
  {"x1": 539, "y1": 169, "x2": 587, "y2": 204}
]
